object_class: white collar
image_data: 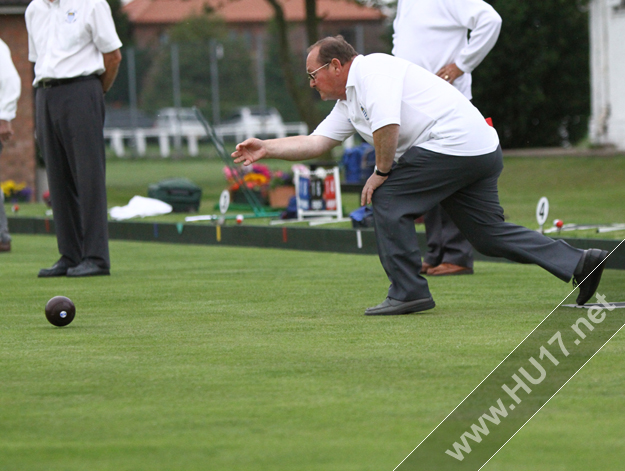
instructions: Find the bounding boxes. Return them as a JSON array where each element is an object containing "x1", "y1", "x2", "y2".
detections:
[{"x1": 345, "y1": 55, "x2": 364, "y2": 90}]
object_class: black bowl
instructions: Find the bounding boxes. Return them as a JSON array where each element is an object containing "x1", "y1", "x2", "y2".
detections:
[{"x1": 45, "y1": 296, "x2": 76, "y2": 327}]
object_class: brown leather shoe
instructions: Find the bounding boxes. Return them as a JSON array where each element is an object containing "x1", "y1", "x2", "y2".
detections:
[
  {"x1": 427, "y1": 263, "x2": 474, "y2": 276},
  {"x1": 0, "y1": 240, "x2": 10, "y2": 252},
  {"x1": 420, "y1": 262, "x2": 435, "y2": 274}
]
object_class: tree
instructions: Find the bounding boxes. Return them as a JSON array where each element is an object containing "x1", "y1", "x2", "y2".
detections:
[
  {"x1": 103, "y1": 0, "x2": 134, "y2": 104},
  {"x1": 264, "y1": 0, "x2": 325, "y2": 130},
  {"x1": 261, "y1": 0, "x2": 590, "y2": 148},
  {"x1": 305, "y1": 0, "x2": 320, "y2": 46},
  {"x1": 107, "y1": 0, "x2": 132, "y2": 46},
  {"x1": 262, "y1": 0, "x2": 390, "y2": 129}
]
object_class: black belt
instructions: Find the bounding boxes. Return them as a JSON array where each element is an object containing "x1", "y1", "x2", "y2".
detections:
[{"x1": 38, "y1": 75, "x2": 99, "y2": 89}]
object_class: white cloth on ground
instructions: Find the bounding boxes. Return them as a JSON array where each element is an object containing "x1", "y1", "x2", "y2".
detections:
[{"x1": 109, "y1": 196, "x2": 172, "y2": 220}]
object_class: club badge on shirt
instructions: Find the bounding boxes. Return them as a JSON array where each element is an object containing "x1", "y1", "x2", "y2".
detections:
[
  {"x1": 360, "y1": 104, "x2": 369, "y2": 121},
  {"x1": 66, "y1": 10, "x2": 78, "y2": 24}
]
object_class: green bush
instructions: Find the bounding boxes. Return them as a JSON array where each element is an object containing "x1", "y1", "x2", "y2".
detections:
[{"x1": 472, "y1": 0, "x2": 590, "y2": 148}]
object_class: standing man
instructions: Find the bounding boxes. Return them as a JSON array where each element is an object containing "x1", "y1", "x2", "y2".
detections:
[
  {"x1": 392, "y1": 0, "x2": 502, "y2": 276},
  {"x1": 232, "y1": 36, "x2": 608, "y2": 315},
  {"x1": 26, "y1": 0, "x2": 122, "y2": 277},
  {"x1": 0, "y1": 37, "x2": 21, "y2": 253}
]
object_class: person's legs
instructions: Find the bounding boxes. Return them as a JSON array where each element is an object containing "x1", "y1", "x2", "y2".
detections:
[
  {"x1": 0, "y1": 188, "x2": 9, "y2": 245},
  {"x1": 437, "y1": 207, "x2": 474, "y2": 267},
  {"x1": 371, "y1": 146, "x2": 585, "y2": 312},
  {"x1": 440, "y1": 148, "x2": 582, "y2": 281},
  {"x1": 55, "y1": 80, "x2": 109, "y2": 269},
  {"x1": 372, "y1": 185, "x2": 433, "y2": 302},
  {"x1": 0, "y1": 145, "x2": 11, "y2": 251},
  {"x1": 372, "y1": 147, "x2": 463, "y2": 302},
  {"x1": 422, "y1": 205, "x2": 443, "y2": 267},
  {"x1": 423, "y1": 205, "x2": 474, "y2": 270},
  {"x1": 36, "y1": 87, "x2": 83, "y2": 266}
]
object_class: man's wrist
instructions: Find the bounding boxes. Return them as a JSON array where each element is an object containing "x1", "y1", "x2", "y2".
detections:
[{"x1": 374, "y1": 165, "x2": 392, "y2": 177}]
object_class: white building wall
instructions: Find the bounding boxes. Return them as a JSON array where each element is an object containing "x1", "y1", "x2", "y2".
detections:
[{"x1": 589, "y1": 0, "x2": 625, "y2": 149}]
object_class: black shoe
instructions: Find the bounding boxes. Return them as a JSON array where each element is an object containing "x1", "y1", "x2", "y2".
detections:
[
  {"x1": 365, "y1": 296, "x2": 435, "y2": 316},
  {"x1": 66, "y1": 260, "x2": 110, "y2": 277},
  {"x1": 38, "y1": 259, "x2": 76, "y2": 278},
  {"x1": 573, "y1": 249, "x2": 609, "y2": 305}
]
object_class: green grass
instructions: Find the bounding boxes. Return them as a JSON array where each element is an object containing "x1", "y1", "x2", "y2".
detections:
[
  {"x1": 6, "y1": 152, "x2": 625, "y2": 237},
  {"x1": 497, "y1": 155, "x2": 625, "y2": 239},
  {"x1": 1, "y1": 235, "x2": 624, "y2": 470}
]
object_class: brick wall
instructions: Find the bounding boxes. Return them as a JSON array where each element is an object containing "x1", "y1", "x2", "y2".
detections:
[{"x1": 0, "y1": 14, "x2": 36, "y2": 200}]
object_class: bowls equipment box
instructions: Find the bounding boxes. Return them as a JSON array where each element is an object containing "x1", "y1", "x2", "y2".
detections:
[{"x1": 148, "y1": 178, "x2": 202, "y2": 213}]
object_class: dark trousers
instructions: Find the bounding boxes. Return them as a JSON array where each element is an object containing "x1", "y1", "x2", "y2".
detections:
[
  {"x1": 0, "y1": 142, "x2": 10, "y2": 243},
  {"x1": 423, "y1": 204, "x2": 473, "y2": 268},
  {"x1": 35, "y1": 78, "x2": 110, "y2": 268},
  {"x1": 372, "y1": 146, "x2": 583, "y2": 301}
]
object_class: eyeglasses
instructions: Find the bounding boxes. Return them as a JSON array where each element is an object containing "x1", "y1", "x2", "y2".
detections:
[{"x1": 307, "y1": 63, "x2": 330, "y2": 81}]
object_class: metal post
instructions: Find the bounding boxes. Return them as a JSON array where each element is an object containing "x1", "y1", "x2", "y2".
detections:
[
  {"x1": 256, "y1": 33, "x2": 267, "y2": 135},
  {"x1": 210, "y1": 39, "x2": 221, "y2": 126},
  {"x1": 171, "y1": 42, "x2": 182, "y2": 152},
  {"x1": 355, "y1": 23, "x2": 365, "y2": 54},
  {"x1": 127, "y1": 47, "x2": 139, "y2": 156}
]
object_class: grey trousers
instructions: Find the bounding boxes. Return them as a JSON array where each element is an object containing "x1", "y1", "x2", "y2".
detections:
[
  {"x1": 0, "y1": 142, "x2": 10, "y2": 243},
  {"x1": 35, "y1": 78, "x2": 110, "y2": 268},
  {"x1": 423, "y1": 204, "x2": 473, "y2": 268},
  {"x1": 372, "y1": 146, "x2": 583, "y2": 302}
]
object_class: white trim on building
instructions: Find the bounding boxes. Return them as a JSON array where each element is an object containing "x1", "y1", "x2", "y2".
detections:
[{"x1": 589, "y1": 0, "x2": 625, "y2": 149}]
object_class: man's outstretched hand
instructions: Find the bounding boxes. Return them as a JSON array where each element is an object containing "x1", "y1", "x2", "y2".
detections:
[{"x1": 231, "y1": 138, "x2": 267, "y2": 166}]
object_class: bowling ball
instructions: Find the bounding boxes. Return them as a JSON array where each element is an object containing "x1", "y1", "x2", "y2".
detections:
[{"x1": 45, "y1": 296, "x2": 76, "y2": 327}]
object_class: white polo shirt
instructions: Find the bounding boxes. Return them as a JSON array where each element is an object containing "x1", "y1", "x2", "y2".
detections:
[
  {"x1": 0, "y1": 38, "x2": 21, "y2": 121},
  {"x1": 25, "y1": 0, "x2": 122, "y2": 86},
  {"x1": 392, "y1": 0, "x2": 502, "y2": 99},
  {"x1": 312, "y1": 54, "x2": 499, "y2": 159}
]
